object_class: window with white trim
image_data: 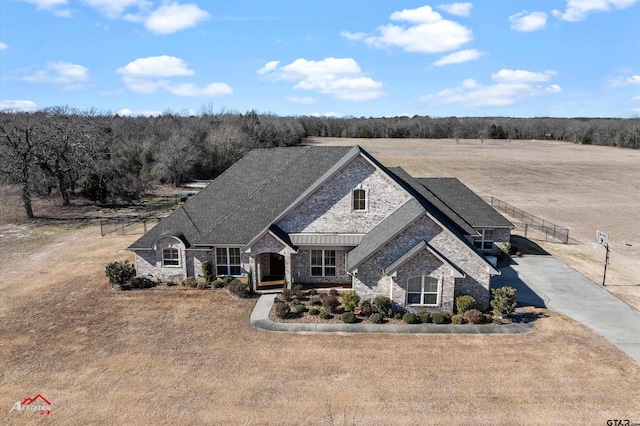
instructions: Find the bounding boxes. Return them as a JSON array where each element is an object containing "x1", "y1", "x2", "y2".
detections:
[
  {"x1": 352, "y1": 188, "x2": 367, "y2": 211},
  {"x1": 474, "y1": 229, "x2": 495, "y2": 250},
  {"x1": 216, "y1": 247, "x2": 241, "y2": 276},
  {"x1": 162, "y1": 248, "x2": 180, "y2": 267},
  {"x1": 311, "y1": 250, "x2": 336, "y2": 277},
  {"x1": 407, "y1": 276, "x2": 440, "y2": 306}
]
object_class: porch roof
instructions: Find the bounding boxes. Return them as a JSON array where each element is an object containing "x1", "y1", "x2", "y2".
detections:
[{"x1": 289, "y1": 233, "x2": 364, "y2": 247}]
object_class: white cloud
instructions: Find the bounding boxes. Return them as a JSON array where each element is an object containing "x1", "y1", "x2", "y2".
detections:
[
  {"x1": 509, "y1": 11, "x2": 547, "y2": 32},
  {"x1": 83, "y1": 0, "x2": 151, "y2": 19},
  {"x1": 117, "y1": 55, "x2": 231, "y2": 97},
  {"x1": 552, "y1": 0, "x2": 637, "y2": 22},
  {"x1": 17, "y1": 0, "x2": 66, "y2": 10},
  {"x1": 117, "y1": 55, "x2": 194, "y2": 77},
  {"x1": 20, "y1": 61, "x2": 89, "y2": 89},
  {"x1": 437, "y1": 2, "x2": 472, "y2": 17},
  {"x1": 145, "y1": 2, "x2": 210, "y2": 35},
  {"x1": 167, "y1": 82, "x2": 232, "y2": 97},
  {"x1": 421, "y1": 68, "x2": 562, "y2": 107},
  {"x1": 256, "y1": 61, "x2": 279, "y2": 75},
  {"x1": 341, "y1": 5, "x2": 472, "y2": 54},
  {"x1": 433, "y1": 49, "x2": 483, "y2": 66},
  {"x1": 0, "y1": 42, "x2": 8, "y2": 50},
  {"x1": 286, "y1": 96, "x2": 317, "y2": 105},
  {"x1": 612, "y1": 75, "x2": 640, "y2": 86},
  {"x1": 258, "y1": 57, "x2": 384, "y2": 101},
  {"x1": 0, "y1": 100, "x2": 38, "y2": 111}
]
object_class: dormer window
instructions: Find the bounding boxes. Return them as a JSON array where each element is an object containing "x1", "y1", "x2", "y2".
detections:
[{"x1": 353, "y1": 188, "x2": 367, "y2": 211}]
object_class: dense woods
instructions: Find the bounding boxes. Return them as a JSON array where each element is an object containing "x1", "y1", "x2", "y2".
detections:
[{"x1": 1, "y1": 108, "x2": 638, "y2": 218}]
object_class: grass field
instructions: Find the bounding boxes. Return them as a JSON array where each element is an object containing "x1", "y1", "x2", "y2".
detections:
[{"x1": 1, "y1": 138, "x2": 640, "y2": 424}]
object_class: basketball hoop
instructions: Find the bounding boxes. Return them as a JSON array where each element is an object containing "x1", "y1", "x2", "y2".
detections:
[{"x1": 596, "y1": 230, "x2": 610, "y2": 286}]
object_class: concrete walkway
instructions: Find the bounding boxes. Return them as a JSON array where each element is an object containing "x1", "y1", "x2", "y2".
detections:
[
  {"x1": 492, "y1": 255, "x2": 640, "y2": 363},
  {"x1": 250, "y1": 292, "x2": 534, "y2": 334}
]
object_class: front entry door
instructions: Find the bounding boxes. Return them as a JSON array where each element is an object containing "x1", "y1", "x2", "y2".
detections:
[{"x1": 269, "y1": 253, "x2": 285, "y2": 277}]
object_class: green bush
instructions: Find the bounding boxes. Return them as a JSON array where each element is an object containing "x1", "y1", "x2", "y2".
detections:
[
  {"x1": 369, "y1": 313, "x2": 385, "y2": 324},
  {"x1": 341, "y1": 311, "x2": 357, "y2": 323},
  {"x1": 373, "y1": 296, "x2": 392, "y2": 317},
  {"x1": 201, "y1": 261, "x2": 213, "y2": 283},
  {"x1": 319, "y1": 310, "x2": 333, "y2": 320},
  {"x1": 293, "y1": 304, "x2": 306, "y2": 314},
  {"x1": 483, "y1": 313, "x2": 493, "y2": 323},
  {"x1": 290, "y1": 298, "x2": 301, "y2": 306},
  {"x1": 211, "y1": 280, "x2": 224, "y2": 289},
  {"x1": 455, "y1": 295, "x2": 476, "y2": 314},
  {"x1": 181, "y1": 276, "x2": 199, "y2": 288},
  {"x1": 309, "y1": 307, "x2": 321, "y2": 316},
  {"x1": 322, "y1": 294, "x2": 340, "y2": 313},
  {"x1": 451, "y1": 313, "x2": 465, "y2": 324},
  {"x1": 310, "y1": 296, "x2": 322, "y2": 306},
  {"x1": 402, "y1": 312, "x2": 419, "y2": 324},
  {"x1": 464, "y1": 309, "x2": 484, "y2": 324},
  {"x1": 501, "y1": 242, "x2": 512, "y2": 256},
  {"x1": 274, "y1": 302, "x2": 290, "y2": 319},
  {"x1": 359, "y1": 300, "x2": 374, "y2": 317},
  {"x1": 196, "y1": 281, "x2": 209, "y2": 290},
  {"x1": 166, "y1": 281, "x2": 178, "y2": 287},
  {"x1": 227, "y1": 279, "x2": 248, "y2": 298},
  {"x1": 105, "y1": 261, "x2": 136, "y2": 288},
  {"x1": 491, "y1": 286, "x2": 517, "y2": 317},
  {"x1": 341, "y1": 290, "x2": 360, "y2": 312},
  {"x1": 417, "y1": 311, "x2": 431, "y2": 323},
  {"x1": 222, "y1": 276, "x2": 235, "y2": 285},
  {"x1": 431, "y1": 312, "x2": 446, "y2": 324},
  {"x1": 128, "y1": 276, "x2": 156, "y2": 289}
]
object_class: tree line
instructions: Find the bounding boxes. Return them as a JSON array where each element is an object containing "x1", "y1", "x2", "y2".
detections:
[{"x1": 1, "y1": 108, "x2": 638, "y2": 219}]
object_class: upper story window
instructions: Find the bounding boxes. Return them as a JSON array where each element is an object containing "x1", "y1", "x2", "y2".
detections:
[
  {"x1": 474, "y1": 229, "x2": 495, "y2": 250},
  {"x1": 216, "y1": 247, "x2": 241, "y2": 276},
  {"x1": 162, "y1": 248, "x2": 180, "y2": 267},
  {"x1": 353, "y1": 188, "x2": 367, "y2": 211}
]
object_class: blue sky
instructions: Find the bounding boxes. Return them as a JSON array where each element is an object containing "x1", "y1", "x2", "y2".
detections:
[{"x1": 1, "y1": 1, "x2": 639, "y2": 117}]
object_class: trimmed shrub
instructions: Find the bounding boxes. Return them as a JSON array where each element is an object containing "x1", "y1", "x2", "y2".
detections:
[
  {"x1": 293, "y1": 284, "x2": 304, "y2": 300},
  {"x1": 281, "y1": 288, "x2": 292, "y2": 302},
  {"x1": 274, "y1": 302, "x2": 290, "y2": 319},
  {"x1": 105, "y1": 261, "x2": 136, "y2": 288},
  {"x1": 417, "y1": 311, "x2": 431, "y2": 324},
  {"x1": 309, "y1": 307, "x2": 321, "y2": 316},
  {"x1": 166, "y1": 281, "x2": 178, "y2": 287},
  {"x1": 359, "y1": 300, "x2": 374, "y2": 317},
  {"x1": 290, "y1": 298, "x2": 301, "y2": 306},
  {"x1": 431, "y1": 312, "x2": 446, "y2": 324},
  {"x1": 455, "y1": 295, "x2": 476, "y2": 314},
  {"x1": 491, "y1": 286, "x2": 517, "y2": 317},
  {"x1": 402, "y1": 312, "x2": 419, "y2": 324},
  {"x1": 227, "y1": 279, "x2": 248, "y2": 298},
  {"x1": 126, "y1": 276, "x2": 155, "y2": 289},
  {"x1": 483, "y1": 313, "x2": 493, "y2": 324},
  {"x1": 196, "y1": 281, "x2": 209, "y2": 290},
  {"x1": 373, "y1": 295, "x2": 392, "y2": 317},
  {"x1": 201, "y1": 261, "x2": 213, "y2": 283},
  {"x1": 341, "y1": 290, "x2": 360, "y2": 312},
  {"x1": 181, "y1": 277, "x2": 199, "y2": 288},
  {"x1": 341, "y1": 312, "x2": 357, "y2": 323},
  {"x1": 369, "y1": 313, "x2": 384, "y2": 324},
  {"x1": 322, "y1": 294, "x2": 340, "y2": 313},
  {"x1": 293, "y1": 304, "x2": 306, "y2": 314},
  {"x1": 319, "y1": 310, "x2": 333, "y2": 320},
  {"x1": 222, "y1": 276, "x2": 235, "y2": 285},
  {"x1": 328, "y1": 288, "x2": 339, "y2": 297},
  {"x1": 211, "y1": 280, "x2": 224, "y2": 289},
  {"x1": 501, "y1": 242, "x2": 512, "y2": 256},
  {"x1": 464, "y1": 309, "x2": 484, "y2": 324},
  {"x1": 310, "y1": 296, "x2": 322, "y2": 306},
  {"x1": 451, "y1": 313, "x2": 466, "y2": 324}
]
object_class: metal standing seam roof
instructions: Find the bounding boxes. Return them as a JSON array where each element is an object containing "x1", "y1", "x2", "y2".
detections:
[{"x1": 289, "y1": 233, "x2": 365, "y2": 247}]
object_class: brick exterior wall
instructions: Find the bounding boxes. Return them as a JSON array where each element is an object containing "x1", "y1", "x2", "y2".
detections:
[
  {"x1": 290, "y1": 249, "x2": 350, "y2": 286},
  {"x1": 277, "y1": 156, "x2": 410, "y2": 234},
  {"x1": 133, "y1": 236, "x2": 188, "y2": 281}
]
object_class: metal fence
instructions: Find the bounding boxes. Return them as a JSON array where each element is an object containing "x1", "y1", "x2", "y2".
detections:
[
  {"x1": 100, "y1": 216, "x2": 162, "y2": 236},
  {"x1": 490, "y1": 197, "x2": 570, "y2": 243}
]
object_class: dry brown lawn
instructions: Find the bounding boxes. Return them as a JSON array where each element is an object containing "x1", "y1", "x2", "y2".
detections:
[
  {"x1": 1, "y1": 138, "x2": 640, "y2": 424},
  {"x1": 307, "y1": 138, "x2": 640, "y2": 311}
]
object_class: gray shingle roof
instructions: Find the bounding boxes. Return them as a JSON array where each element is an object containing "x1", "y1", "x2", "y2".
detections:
[
  {"x1": 417, "y1": 178, "x2": 513, "y2": 229},
  {"x1": 128, "y1": 145, "x2": 355, "y2": 249}
]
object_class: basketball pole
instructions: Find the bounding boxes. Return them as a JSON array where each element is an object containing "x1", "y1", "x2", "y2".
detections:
[{"x1": 602, "y1": 242, "x2": 609, "y2": 286}]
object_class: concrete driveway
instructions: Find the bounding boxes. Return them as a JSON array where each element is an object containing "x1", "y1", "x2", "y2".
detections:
[{"x1": 492, "y1": 255, "x2": 640, "y2": 363}]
